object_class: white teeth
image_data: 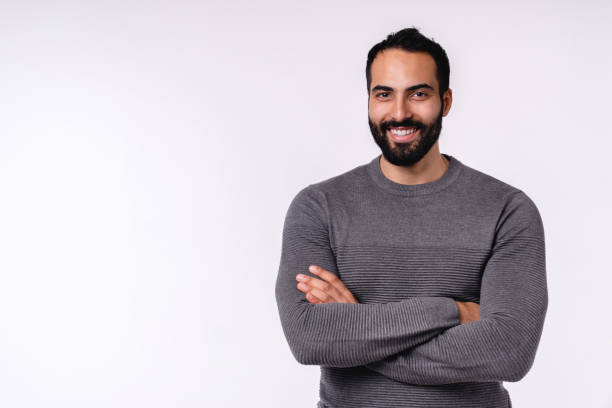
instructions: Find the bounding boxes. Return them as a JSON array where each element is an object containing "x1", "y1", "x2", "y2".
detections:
[{"x1": 389, "y1": 128, "x2": 416, "y2": 136}]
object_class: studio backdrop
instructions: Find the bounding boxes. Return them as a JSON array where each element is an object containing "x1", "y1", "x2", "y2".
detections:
[{"x1": 0, "y1": 1, "x2": 610, "y2": 407}]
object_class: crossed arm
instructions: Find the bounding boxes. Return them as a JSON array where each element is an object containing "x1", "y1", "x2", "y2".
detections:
[
  {"x1": 275, "y1": 186, "x2": 548, "y2": 384},
  {"x1": 275, "y1": 186, "x2": 461, "y2": 367},
  {"x1": 363, "y1": 227, "x2": 548, "y2": 385}
]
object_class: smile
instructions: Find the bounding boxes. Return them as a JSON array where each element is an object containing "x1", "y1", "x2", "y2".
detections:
[{"x1": 387, "y1": 126, "x2": 419, "y2": 142}]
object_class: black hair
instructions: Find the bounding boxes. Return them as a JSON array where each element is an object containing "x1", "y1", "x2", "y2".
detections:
[{"x1": 366, "y1": 27, "x2": 450, "y2": 97}]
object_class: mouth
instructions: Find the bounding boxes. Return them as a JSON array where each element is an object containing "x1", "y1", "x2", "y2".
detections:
[{"x1": 386, "y1": 126, "x2": 419, "y2": 143}]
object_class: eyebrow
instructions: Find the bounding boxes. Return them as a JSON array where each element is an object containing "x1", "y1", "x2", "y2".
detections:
[{"x1": 371, "y1": 83, "x2": 435, "y2": 93}]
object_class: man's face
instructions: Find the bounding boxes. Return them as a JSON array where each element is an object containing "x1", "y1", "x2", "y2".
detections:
[{"x1": 368, "y1": 49, "x2": 450, "y2": 166}]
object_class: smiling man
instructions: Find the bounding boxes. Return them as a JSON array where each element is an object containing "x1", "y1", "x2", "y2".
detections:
[
  {"x1": 275, "y1": 27, "x2": 548, "y2": 408},
  {"x1": 368, "y1": 48, "x2": 450, "y2": 171}
]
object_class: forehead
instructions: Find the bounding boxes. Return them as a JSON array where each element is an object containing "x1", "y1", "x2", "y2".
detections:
[{"x1": 370, "y1": 49, "x2": 438, "y2": 91}]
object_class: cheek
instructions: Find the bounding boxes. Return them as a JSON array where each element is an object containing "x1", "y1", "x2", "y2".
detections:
[
  {"x1": 418, "y1": 101, "x2": 442, "y2": 122},
  {"x1": 368, "y1": 104, "x2": 387, "y2": 123},
  {"x1": 400, "y1": 108, "x2": 430, "y2": 126}
]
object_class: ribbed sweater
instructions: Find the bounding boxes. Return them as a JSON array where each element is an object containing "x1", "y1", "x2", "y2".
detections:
[{"x1": 275, "y1": 153, "x2": 548, "y2": 408}]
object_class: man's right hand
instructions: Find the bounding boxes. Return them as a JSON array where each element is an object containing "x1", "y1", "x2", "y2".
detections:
[{"x1": 455, "y1": 301, "x2": 480, "y2": 324}]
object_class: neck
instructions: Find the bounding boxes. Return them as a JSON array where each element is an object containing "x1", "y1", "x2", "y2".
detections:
[{"x1": 379, "y1": 145, "x2": 448, "y2": 186}]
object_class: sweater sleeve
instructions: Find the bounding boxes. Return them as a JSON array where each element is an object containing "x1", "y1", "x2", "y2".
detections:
[
  {"x1": 275, "y1": 185, "x2": 460, "y2": 368},
  {"x1": 364, "y1": 191, "x2": 548, "y2": 384}
]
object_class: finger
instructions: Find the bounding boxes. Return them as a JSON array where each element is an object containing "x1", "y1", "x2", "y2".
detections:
[
  {"x1": 306, "y1": 292, "x2": 323, "y2": 304},
  {"x1": 308, "y1": 286, "x2": 335, "y2": 303},
  {"x1": 309, "y1": 265, "x2": 357, "y2": 303},
  {"x1": 296, "y1": 281, "x2": 325, "y2": 304},
  {"x1": 298, "y1": 276, "x2": 343, "y2": 303},
  {"x1": 309, "y1": 265, "x2": 340, "y2": 284}
]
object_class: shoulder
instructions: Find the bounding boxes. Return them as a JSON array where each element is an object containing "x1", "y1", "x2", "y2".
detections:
[
  {"x1": 285, "y1": 161, "x2": 367, "y2": 227},
  {"x1": 458, "y1": 161, "x2": 521, "y2": 199},
  {"x1": 456, "y1": 160, "x2": 544, "y2": 237},
  {"x1": 458, "y1": 161, "x2": 540, "y2": 207},
  {"x1": 289, "y1": 161, "x2": 367, "y2": 206}
]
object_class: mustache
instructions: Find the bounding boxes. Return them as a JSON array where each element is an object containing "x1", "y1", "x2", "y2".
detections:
[{"x1": 380, "y1": 119, "x2": 424, "y2": 132}]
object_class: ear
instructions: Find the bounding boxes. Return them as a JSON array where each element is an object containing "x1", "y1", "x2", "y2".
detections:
[{"x1": 442, "y1": 88, "x2": 453, "y2": 117}]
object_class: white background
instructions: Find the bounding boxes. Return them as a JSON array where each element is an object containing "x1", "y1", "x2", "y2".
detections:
[{"x1": 1, "y1": 0, "x2": 611, "y2": 407}]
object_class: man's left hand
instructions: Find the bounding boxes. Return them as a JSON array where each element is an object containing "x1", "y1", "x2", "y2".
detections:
[{"x1": 296, "y1": 265, "x2": 358, "y2": 304}]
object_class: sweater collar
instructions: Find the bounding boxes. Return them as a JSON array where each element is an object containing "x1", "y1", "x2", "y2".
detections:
[{"x1": 365, "y1": 153, "x2": 463, "y2": 196}]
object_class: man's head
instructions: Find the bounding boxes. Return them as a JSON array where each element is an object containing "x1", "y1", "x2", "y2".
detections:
[{"x1": 366, "y1": 28, "x2": 452, "y2": 166}]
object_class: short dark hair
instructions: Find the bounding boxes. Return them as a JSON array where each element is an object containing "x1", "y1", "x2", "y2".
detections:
[{"x1": 366, "y1": 27, "x2": 450, "y2": 97}]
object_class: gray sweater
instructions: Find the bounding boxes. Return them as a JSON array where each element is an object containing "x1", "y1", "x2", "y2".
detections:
[{"x1": 275, "y1": 153, "x2": 548, "y2": 408}]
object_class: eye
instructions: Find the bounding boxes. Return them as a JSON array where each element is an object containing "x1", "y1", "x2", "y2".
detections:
[
  {"x1": 376, "y1": 92, "x2": 390, "y2": 98},
  {"x1": 413, "y1": 91, "x2": 427, "y2": 98}
]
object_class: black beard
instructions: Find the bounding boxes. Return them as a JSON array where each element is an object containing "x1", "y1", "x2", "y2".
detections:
[{"x1": 369, "y1": 104, "x2": 444, "y2": 167}]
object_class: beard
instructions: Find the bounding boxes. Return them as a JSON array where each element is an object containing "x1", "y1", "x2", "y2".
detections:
[{"x1": 369, "y1": 103, "x2": 444, "y2": 167}]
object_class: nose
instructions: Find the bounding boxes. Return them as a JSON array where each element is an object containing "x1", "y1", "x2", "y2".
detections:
[{"x1": 391, "y1": 97, "x2": 412, "y2": 122}]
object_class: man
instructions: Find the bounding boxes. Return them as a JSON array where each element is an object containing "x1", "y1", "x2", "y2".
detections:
[{"x1": 275, "y1": 27, "x2": 547, "y2": 408}]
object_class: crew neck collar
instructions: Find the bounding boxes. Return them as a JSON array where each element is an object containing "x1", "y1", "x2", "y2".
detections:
[{"x1": 365, "y1": 153, "x2": 463, "y2": 196}]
